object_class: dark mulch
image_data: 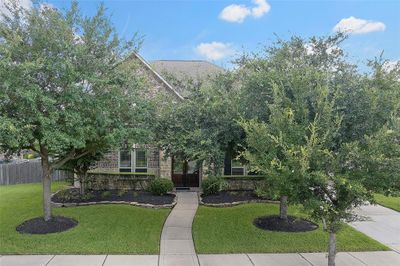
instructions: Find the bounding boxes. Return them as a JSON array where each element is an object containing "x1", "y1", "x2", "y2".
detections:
[
  {"x1": 16, "y1": 216, "x2": 78, "y2": 234},
  {"x1": 52, "y1": 188, "x2": 175, "y2": 205},
  {"x1": 254, "y1": 215, "x2": 318, "y2": 232},
  {"x1": 201, "y1": 190, "x2": 263, "y2": 204}
]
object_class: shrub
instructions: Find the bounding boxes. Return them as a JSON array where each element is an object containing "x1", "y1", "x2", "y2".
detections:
[
  {"x1": 101, "y1": 191, "x2": 111, "y2": 199},
  {"x1": 56, "y1": 189, "x2": 80, "y2": 203},
  {"x1": 148, "y1": 178, "x2": 174, "y2": 195},
  {"x1": 118, "y1": 189, "x2": 129, "y2": 197},
  {"x1": 202, "y1": 177, "x2": 227, "y2": 196},
  {"x1": 81, "y1": 192, "x2": 94, "y2": 201}
]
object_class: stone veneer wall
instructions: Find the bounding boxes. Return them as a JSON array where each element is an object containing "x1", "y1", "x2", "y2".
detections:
[
  {"x1": 87, "y1": 173, "x2": 153, "y2": 190},
  {"x1": 159, "y1": 150, "x2": 172, "y2": 179},
  {"x1": 94, "y1": 150, "x2": 119, "y2": 172},
  {"x1": 223, "y1": 177, "x2": 265, "y2": 191}
]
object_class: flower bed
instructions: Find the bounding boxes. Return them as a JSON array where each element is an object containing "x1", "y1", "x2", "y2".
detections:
[
  {"x1": 51, "y1": 188, "x2": 176, "y2": 209},
  {"x1": 199, "y1": 190, "x2": 278, "y2": 207}
]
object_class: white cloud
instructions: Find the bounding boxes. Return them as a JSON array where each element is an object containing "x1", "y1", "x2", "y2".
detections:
[
  {"x1": 333, "y1": 16, "x2": 385, "y2": 34},
  {"x1": 0, "y1": 0, "x2": 32, "y2": 17},
  {"x1": 219, "y1": 0, "x2": 270, "y2": 23},
  {"x1": 219, "y1": 4, "x2": 251, "y2": 23},
  {"x1": 251, "y1": 0, "x2": 271, "y2": 18},
  {"x1": 195, "y1": 42, "x2": 234, "y2": 61}
]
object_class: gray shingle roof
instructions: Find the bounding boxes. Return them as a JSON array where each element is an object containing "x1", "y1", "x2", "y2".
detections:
[{"x1": 151, "y1": 60, "x2": 225, "y2": 81}]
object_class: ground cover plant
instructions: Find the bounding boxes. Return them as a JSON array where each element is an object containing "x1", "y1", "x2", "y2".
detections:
[
  {"x1": 0, "y1": 182, "x2": 170, "y2": 254},
  {"x1": 192, "y1": 203, "x2": 389, "y2": 254}
]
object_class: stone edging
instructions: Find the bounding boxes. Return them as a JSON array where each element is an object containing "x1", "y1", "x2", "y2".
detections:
[
  {"x1": 51, "y1": 190, "x2": 177, "y2": 209},
  {"x1": 198, "y1": 193, "x2": 279, "y2": 207}
]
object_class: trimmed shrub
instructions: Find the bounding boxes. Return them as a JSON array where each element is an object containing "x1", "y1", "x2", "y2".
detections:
[
  {"x1": 201, "y1": 177, "x2": 227, "y2": 196},
  {"x1": 101, "y1": 191, "x2": 111, "y2": 199},
  {"x1": 148, "y1": 178, "x2": 174, "y2": 195},
  {"x1": 55, "y1": 189, "x2": 80, "y2": 203},
  {"x1": 81, "y1": 192, "x2": 94, "y2": 201}
]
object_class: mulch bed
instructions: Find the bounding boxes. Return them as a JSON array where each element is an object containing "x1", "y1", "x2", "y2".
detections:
[
  {"x1": 253, "y1": 215, "x2": 318, "y2": 232},
  {"x1": 16, "y1": 216, "x2": 78, "y2": 234},
  {"x1": 201, "y1": 190, "x2": 264, "y2": 204},
  {"x1": 52, "y1": 188, "x2": 175, "y2": 205}
]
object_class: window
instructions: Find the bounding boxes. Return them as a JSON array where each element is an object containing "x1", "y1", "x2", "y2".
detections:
[
  {"x1": 119, "y1": 148, "x2": 148, "y2": 173},
  {"x1": 135, "y1": 149, "x2": 147, "y2": 172},
  {"x1": 231, "y1": 159, "x2": 245, "y2": 175},
  {"x1": 119, "y1": 150, "x2": 131, "y2": 172}
]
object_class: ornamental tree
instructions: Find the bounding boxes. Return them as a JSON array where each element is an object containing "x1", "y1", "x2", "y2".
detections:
[
  {"x1": 0, "y1": 1, "x2": 149, "y2": 221},
  {"x1": 238, "y1": 35, "x2": 388, "y2": 266},
  {"x1": 155, "y1": 73, "x2": 243, "y2": 175}
]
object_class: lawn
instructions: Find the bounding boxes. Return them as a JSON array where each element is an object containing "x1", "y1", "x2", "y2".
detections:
[
  {"x1": 193, "y1": 203, "x2": 389, "y2": 254},
  {"x1": 0, "y1": 182, "x2": 170, "y2": 254},
  {"x1": 374, "y1": 193, "x2": 400, "y2": 212}
]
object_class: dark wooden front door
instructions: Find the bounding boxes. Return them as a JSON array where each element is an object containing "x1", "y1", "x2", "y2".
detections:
[{"x1": 172, "y1": 158, "x2": 199, "y2": 187}]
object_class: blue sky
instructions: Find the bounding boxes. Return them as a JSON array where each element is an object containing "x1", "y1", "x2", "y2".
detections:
[{"x1": 44, "y1": 1, "x2": 400, "y2": 68}]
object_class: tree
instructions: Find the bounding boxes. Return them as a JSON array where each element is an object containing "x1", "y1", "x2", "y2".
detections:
[
  {"x1": 239, "y1": 35, "x2": 345, "y2": 220},
  {"x1": 155, "y1": 73, "x2": 243, "y2": 175},
  {"x1": 0, "y1": 1, "x2": 148, "y2": 221},
  {"x1": 238, "y1": 34, "x2": 397, "y2": 266}
]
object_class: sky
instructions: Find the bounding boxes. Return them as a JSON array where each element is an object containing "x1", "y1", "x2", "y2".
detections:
[{"x1": 2, "y1": 0, "x2": 400, "y2": 69}]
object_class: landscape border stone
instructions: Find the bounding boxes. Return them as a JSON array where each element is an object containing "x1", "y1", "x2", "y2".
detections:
[
  {"x1": 198, "y1": 193, "x2": 279, "y2": 207},
  {"x1": 51, "y1": 190, "x2": 177, "y2": 209}
]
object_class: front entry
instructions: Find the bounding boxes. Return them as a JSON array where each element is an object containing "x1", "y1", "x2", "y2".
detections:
[{"x1": 171, "y1": 157, "x2": 200, "y2": 187}]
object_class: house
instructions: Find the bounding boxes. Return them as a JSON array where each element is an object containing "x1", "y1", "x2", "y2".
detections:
[{"x1": 92, "y1": 54, "x2": 250, "y2": 189}]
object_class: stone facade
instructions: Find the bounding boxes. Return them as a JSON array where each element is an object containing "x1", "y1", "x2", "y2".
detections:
[
  {"x1": 93, "y1": 150, "x2": 119, "y2": 172},
  {"x1": 224, "y1": 178, "x2": 265, "y2": 191},
  {"x1": 87, "y1": 173, "x2": 153, "y2": 190}
]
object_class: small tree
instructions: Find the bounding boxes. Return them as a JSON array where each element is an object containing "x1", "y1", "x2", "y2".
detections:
[{"x1": 0, "y1": 1, "x2": 148, "y2": 221}]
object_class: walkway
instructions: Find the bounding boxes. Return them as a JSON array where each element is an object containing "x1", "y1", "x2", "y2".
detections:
[
  {"x1": 2, "y1": 251, "x2": 400, "y2": 266},
  {"x1": 349, "y1": 204, "x2": 400, "y2": 253},
  {"x1": 159, "y1": 192, "x2": 199, "y2": 266}
]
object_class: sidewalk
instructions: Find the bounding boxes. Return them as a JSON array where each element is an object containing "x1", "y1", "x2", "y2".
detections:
[
  {"x1": 2, "y1": 251, "x2": 400, "y2": 266},
  {"x1": 349, "y1": 204, "x2": 400, "y2": 252},
  {"x1": 159, "y1": 192, "x2": 199, "y2": 266}
]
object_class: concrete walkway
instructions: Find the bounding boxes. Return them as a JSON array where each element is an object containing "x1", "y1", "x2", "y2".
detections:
[
  {"x1": 2, "y1": 251, "x2": 400, "y2": 266},
  {"x1": 159, "y1": 192, "x2": 199, "y2": 266},
  {"x1": 349, "y1": 204, "x2": 400, "y2": 253}
]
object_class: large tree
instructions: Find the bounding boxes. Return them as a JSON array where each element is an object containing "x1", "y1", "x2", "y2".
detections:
[
  {"x1": 0, "y1": 1, "x2": 149, "y2": 221},
  {"x1": 238, "y1": 35, "x2": 400, "y2": 266}
]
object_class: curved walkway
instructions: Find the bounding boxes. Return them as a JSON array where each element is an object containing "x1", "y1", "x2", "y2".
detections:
[{"x1": 159, "y1": 192, "x2": 199, "y2": 266}]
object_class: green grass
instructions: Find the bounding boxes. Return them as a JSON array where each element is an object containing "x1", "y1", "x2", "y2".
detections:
[
  {"x1": 193, "y1": 203, "x2": 389, "y2": 254},
  {"x1": 0, "y1": 182, "x2": 170, "y2": 254},
  {"x1": 374, "y1": 193, "x2": 400, "y2": 212}
]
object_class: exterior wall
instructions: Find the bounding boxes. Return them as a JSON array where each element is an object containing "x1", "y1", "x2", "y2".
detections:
[
  {"x1": 87, "y1": 173, "x2": 153, "y2": 190},
  {"x1": 93, "y1": 150, "x2": 119, "y2": 172},
  {"x1": 93, "y1": 145, "x2": 165, "y2": 178},
  {"x1": 159, "y1": 150, "x2": 172, "y2": 179}
]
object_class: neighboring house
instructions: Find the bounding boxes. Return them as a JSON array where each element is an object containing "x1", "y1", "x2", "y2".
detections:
[{"x1": 93, "y1": 54, "x2": 246, "y2": 188}]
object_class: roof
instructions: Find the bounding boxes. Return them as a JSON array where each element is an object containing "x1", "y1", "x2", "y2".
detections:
[
  {"x1": 131, "y1": 54, "x2": 184, "y2": 100},
  {"x1": 151, "y1": 60, "x2": 225, "y2": 81}
]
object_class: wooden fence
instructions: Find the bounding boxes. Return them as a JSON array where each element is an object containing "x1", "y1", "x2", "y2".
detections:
[{"x1": 0, "y1": 160, "x2": 73, "y2": 185}]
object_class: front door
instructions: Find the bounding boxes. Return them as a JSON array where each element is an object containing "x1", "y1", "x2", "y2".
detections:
[{"x1": 172, "y1": 157, "x2": 199, "y2": 187}]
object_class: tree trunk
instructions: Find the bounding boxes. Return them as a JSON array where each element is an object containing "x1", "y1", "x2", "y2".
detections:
[
  {"x1": 328, "y1": 231, "x2": 336, "y2": 266},
  {"x1": 279, "y1": 195, "x2": 288, "y2": 220},
  {"x1": 40, "y1": 149, "x2": 52, "y2": 222}
]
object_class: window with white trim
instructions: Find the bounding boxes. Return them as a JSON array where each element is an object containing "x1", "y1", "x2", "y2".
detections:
[{"x1": 119, "y1": 149, "x2": 148, "y2": 173}]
